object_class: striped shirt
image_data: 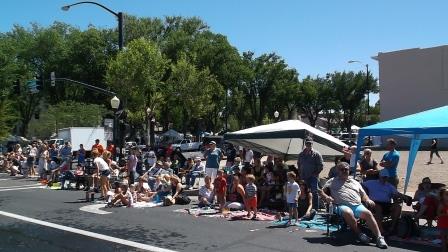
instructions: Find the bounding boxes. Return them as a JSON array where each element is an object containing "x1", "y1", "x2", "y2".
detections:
[{"x1": 245, "y1": 183, "x2": 257, "y2": 198}]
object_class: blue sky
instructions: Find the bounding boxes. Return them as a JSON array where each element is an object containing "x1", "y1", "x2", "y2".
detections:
[{"x1": 3, "y1": 0, "x2": 448, "y2": 104}]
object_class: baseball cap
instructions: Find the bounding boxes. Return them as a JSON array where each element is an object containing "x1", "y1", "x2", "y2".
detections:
[
  {"x1": 379, "y1": 169, "x2": 389, "y2": 178},
  {"x1": 209, "y1": 141, "x2": 216, "y2": 145}
]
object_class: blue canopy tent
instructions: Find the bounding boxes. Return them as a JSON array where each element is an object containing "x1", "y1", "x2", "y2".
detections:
[{"x1": 356, "y1": 105, "x2": 448, "y2": 193}]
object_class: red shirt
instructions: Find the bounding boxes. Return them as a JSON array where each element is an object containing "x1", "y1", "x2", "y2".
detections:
[
  {"x1": 107, "y1": 144, "x2": 115, "y2": 155},
  {"x1": 214, "y1": 176, "x2": 227, "y2": 195},
  {"x1": 92, "y1": 144, "x2": 104, "y2": 154},
  {"x1": 438, "y1": 203, "x2": 448, "y2": 228}
]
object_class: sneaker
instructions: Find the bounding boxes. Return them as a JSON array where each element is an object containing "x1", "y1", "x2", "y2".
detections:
[
  {"x1": 376, "y1": 236, "x2": 388, "y2": 249},
  {"x1": 358, "y1": 233, "x2": 371, "y2": 244}
]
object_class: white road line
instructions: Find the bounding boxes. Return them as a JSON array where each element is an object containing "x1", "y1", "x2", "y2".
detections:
[
  {"x1": 79, "y1": 204, "x2": 112, "y2": 215},
  {"x1": 0, "y1": 210, "x2": 177, "y2": 252},
  {"x1": 0, "y1": 186, "x2": 45, "y2": 192},
  {"x1": 0, "y1": 183, "x2": 42, "y2": 189}
]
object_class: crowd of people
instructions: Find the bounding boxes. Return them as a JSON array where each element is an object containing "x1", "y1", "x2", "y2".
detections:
[{"x1": 3, "y1": 136, "x2": 448, "y2": 250}]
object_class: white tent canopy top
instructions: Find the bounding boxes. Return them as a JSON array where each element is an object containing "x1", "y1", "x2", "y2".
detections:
[{"x1": 224, "y1": 120, "x2": 347, "y2": 160}]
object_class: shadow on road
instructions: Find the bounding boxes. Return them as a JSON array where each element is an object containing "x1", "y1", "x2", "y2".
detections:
[{"x1": 304, "y1": 231, "x2": 435, "y2": 251}]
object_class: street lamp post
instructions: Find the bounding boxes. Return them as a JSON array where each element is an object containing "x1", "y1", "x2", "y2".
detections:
[
  {"x1": 62, "y1": 1, "x2": 124, "y2": 50},
  {"x1": 146, "y1": 108, "x2": 156, "y2": 149},
  {"x1": 348, "y1": 60, "x2": 370, "y2": 121},
  {"x1": 110, "y1": 96, "x2": 120, "y2": 159}
]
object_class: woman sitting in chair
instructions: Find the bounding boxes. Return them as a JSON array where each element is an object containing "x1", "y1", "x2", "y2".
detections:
[{"x1": 414, "y1": 177, "x2": 444, "y2": 227}]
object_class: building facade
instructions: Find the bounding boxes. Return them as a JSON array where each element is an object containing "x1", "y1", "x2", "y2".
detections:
[
  {"x1": 375, "y1": 45, "x2": 448, "y2": 148},
  {"x1": 376, "y1": 45, "x2": 448, "y2": 121}
]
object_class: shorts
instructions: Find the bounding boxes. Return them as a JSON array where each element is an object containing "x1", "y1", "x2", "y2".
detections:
[
  {"x1": 246, "y1": 197, "x2": 257, "y2": 209},
  {"x1": 288, "y1": 202, "x2": 298, "y2": 209},
  {"x1": 205, "y1": 168, "x2": 218, "y2": 180},
  {"x1": 335, "y1": 204, "x2": 368, "y2": 219}
]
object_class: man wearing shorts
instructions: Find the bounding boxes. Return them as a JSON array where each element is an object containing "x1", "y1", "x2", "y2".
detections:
[
  {"x1": 363, "y1": 169, "x2": 404, "y2": 235},
  {"x1": 319, "y1": 162, "x2": 388, "y2": 249},
  {"x1": 203, "y1": 141, "x2": 223, "y2": 180}
]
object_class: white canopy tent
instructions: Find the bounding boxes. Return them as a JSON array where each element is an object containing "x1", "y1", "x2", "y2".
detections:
[{"x1": 224, "y1": 120, "x2": 347, "y2": 160}]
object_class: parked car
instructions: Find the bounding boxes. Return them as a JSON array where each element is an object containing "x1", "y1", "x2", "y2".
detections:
[{"x1": 171, "y1": 139, "x2": 202, "y2": 152}]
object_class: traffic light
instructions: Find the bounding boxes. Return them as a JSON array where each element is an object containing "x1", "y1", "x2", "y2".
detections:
[
  {"x1": 13, "y1": 79, "x2": 20, "y2": 95},
  {"x1": 27, "y1": 80, "x2": 36, "y2": 93},
  {"x1": 36, "y1": 75, "x2": 43, "y2": 91}
]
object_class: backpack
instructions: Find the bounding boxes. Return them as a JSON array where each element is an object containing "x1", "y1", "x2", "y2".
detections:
[{"x1": 396, "y1": 215, "x2": 419, "y2": 238}]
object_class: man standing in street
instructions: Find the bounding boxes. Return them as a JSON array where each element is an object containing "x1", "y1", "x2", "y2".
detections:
[
  {"x1": 379, "y1": 138, "x2": 400, "y2": 188},
  {"x1": 297, "y1": 138, "x2": 323, "y2": 210},
  {"x1": 203, "y1": 141, "x2": 223, "y2": 180}
]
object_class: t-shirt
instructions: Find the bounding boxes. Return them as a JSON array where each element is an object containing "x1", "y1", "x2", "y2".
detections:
[
  {"x1": 94, "y1": 157, "x2": 109, "y2": 171},
  {"x1": 127, "y1": 155, "x2": 137, "y2": 172},
  {"x1": 298, "y1": 149, "x2": 324, "y2": 180},
  {"x1": 323, "y1": 177, "x2": 366, "y2": 206},
  {"x1": 205, "y1": 148, "x2": 222, "y2": 169},
  {"x1": 78, "y1": 149, "x2": 86, "y2": 164},
  {"x1": 363, "y1": 179, "x2": 397, "y2": 203},
  {"x1": 29, "y1": 147, "x2": 37, "y2": 157},
  {"x1": 146, "y1": 151, "x2": 156, "y2": 166},
  {"x1": 191, "y1": 163, "x2": 205, "y2": 173},
  {"x1": 92, "y1": 144, "x2": 104, "y2": 154},
  {"x1": 244, "y1": 149, "x2": 253, "y2": 163},
  {"x1": 245, "y1": 183, "x2": 257, "y2": 198},
  {"x1": 214, "y1": 176, "x2": 227, "y2": 195},
  {"x1": 199, "y1": 185, "x2": 214, "y2": 203},
  {"x1": 60, "y1": 146, "x2": 72, "y2": 160},
  {"x1": 381, "y1": 150, "x2": 400, "y2": 177},
  {"x1": 286, "y1": 181, "x2": 300, "y2": 203}
]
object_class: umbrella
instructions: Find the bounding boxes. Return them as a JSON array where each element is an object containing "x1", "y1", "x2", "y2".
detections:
[{"x1": 224, "y1": 120, "x2": 347, "y2": 160}]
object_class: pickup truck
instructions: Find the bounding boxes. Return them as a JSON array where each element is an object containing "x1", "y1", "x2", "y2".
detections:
[{"x1": 171, "y1": 139, "x2": 202, "y2": 152}]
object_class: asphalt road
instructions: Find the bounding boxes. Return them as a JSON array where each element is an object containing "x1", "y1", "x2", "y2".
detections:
[{"x1": 0, "y1": 173, "x2": 433, "y2": 252}]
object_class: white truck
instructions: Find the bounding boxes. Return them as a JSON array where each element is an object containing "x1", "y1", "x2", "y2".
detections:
[
  {"x1": 58, "y1": 127, "x2": 107, "y2": 152},
  {"x1": 171, "y1": 139, "x2": 202, "y2": 152}
]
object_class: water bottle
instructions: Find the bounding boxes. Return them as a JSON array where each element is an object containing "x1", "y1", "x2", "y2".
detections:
[{"x1": 329, "y1": 202, "x2": 334, "y2": 215}]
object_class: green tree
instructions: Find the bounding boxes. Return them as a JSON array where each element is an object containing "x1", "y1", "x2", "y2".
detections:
[
  {"x1": 296, "y1": 76, "x2": 328, "y2": 127},
  {"x1": 106, "y1": 38, "x2": 169, "y2": 133},
  {"x1": 329, "y1": 71, "x2": 377, "y2": 132},
  {"x1": 166, "y1": 55, "x2": 222, "y2": 134}
]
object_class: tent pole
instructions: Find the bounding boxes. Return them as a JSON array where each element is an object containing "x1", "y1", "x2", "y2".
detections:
[
  {"x1": 404, "y1": 137, "x2": 422, "y2": 194},
  {"x1": 354, "y1": 133, "x2": 365, "y2": 178}
]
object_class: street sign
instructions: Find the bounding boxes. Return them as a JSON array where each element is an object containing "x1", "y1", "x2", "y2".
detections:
[{"x1": 50, "y1": 72, "x2": 55, "y2": 86}]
